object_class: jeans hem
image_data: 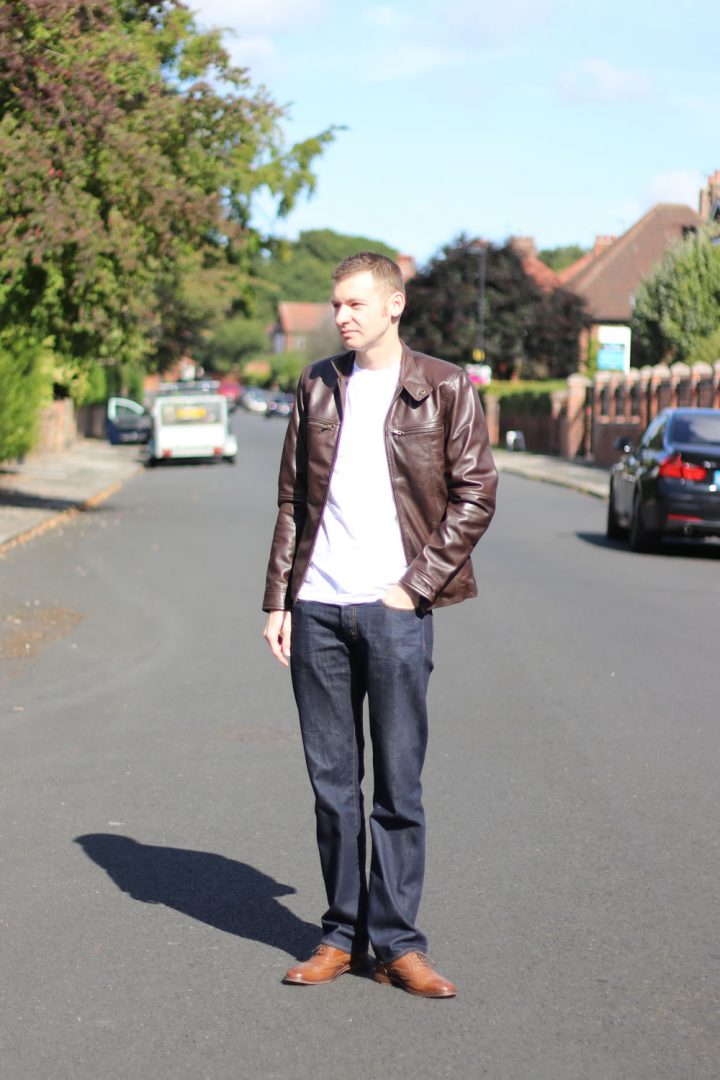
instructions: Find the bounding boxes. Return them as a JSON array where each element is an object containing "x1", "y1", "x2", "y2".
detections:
[{"x1": 322, "y1": 934, "x2": 370, "y2": 955}]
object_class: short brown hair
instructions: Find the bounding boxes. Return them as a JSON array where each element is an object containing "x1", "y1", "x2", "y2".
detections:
[{"x1": 332, "y1": 251, "x2": 405, "y2": 296}]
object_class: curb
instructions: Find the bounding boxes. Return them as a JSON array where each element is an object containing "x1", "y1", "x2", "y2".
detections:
[
  {"x1": 0, "y1": 471, "x2": 142, "y2": 556},
  {"x1": 496, "y1": 461, "x2": 608, "y2": 500}
]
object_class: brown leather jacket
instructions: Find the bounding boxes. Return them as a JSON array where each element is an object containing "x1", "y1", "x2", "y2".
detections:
[{"x1": 262, "y1": 342, "x2": 498, "y2": 612}]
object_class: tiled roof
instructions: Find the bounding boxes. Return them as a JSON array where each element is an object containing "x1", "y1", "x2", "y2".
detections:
[
  {"x1": 277, "y1": 302, "x2": 331, "y2": 334},
  {"x1": 563, "y1": 204, "x2": 704, "y2": 322},
  {"x1": 557, "y1": 237, "x2": 616, "y2": 284},
  {"x1": 524, "y1": 254, "x2": 560, "y2": 293}
]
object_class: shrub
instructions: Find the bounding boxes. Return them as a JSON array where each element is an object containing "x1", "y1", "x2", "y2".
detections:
[
  {"x1": 0, "y1": 333, "x2": 48, "y2": 462},
  {"x1": 481, "y1": 380, "x2": 565, "y2": 416}
]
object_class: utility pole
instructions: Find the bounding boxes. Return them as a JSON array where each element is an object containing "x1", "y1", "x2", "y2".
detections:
[{"x1": 470, "y1": 239, "x2": 488, "y2": 365}]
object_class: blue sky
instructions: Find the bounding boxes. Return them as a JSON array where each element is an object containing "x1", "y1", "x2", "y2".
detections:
[{"x1": 191, "y1": 0, "x2": 718, "y2": 265}]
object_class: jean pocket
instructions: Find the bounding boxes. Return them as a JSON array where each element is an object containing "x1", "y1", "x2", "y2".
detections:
[{"x1": 379, "y1": 599, "x2": 417, "y2": 614}]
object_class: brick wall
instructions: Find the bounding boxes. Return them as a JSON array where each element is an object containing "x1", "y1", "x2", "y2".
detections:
[{"x1": 32, "y1": 400, "x2": 76, "y2": 454}]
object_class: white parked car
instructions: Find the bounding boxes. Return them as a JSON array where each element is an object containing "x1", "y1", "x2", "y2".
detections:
[
  {"x1": 108, "y1": 392, "x2": 237, "y2": 465},
  {"x1": 147, "y1": 392, "x2": 237, "y2": 465}
]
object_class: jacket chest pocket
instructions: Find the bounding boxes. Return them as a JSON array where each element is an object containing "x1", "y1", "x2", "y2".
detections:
[
  {"x1": 389, "y1": 421, "x2": 446, "y2": 508},
  {"x1": 389, "y1": 420, "x2": 444, "y2": 455},
  {"x1": 305, "y1": 416, "x2": 340, "y2": 463},
  {"x1": 306, "y1": 416, "x2": 339, "y2": 435}
]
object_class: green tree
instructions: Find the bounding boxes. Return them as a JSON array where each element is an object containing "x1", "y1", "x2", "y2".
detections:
[
  {"x1": 631, "y1": 229, "x2": 720, "y2": 364},
  {"x1": 0, "y1": 0, "x2": 334, "y2": 380},
  {"x1": 538, "y1": 244, "x2": 586, "y2": 272},
  {"x1": 525, "y1": 285, "x2": 590, "y2": 379},
  {"x1": 194, "y1": 314, "x2": 269, "y2": 374},
  {"x1": 401, "y1": 235, "x2": 587, "y2": 378},
  {"x1": 687, "y1": 325, "x2": 720, "y2": 367},
  {"x1": 258, "y1": 229, "x2": 398, "y2": 308}
]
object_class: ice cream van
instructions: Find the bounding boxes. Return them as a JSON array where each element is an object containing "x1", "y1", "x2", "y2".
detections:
[{"x1": 146, "y1": 391, "x2": 237, "y2": 465}]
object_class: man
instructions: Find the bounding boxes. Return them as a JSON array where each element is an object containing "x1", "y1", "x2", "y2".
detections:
[{"x1": 263, "y1": 252, "x2": 497, "y2": 998}]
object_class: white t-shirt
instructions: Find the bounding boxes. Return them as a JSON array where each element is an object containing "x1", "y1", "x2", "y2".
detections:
[{"x1": 298, "y1": 362, "x2": 408, "y2": 605}]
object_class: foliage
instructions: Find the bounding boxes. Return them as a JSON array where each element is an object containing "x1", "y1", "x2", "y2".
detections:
[
  {"x1": 524, "y1": 285, "x2": 589, "y2": 379},
  {"x1": 268, "y1": 351, "x2": 307, "y2": 391},
  {"x1": 482, "y1": 379, "x2": 567, "y2": 400},
  {"x1": 537, "y1": 244, "x2": 586, "y2": 272},
  {"x1": 631, "y1": 230, "x2": 720, "y2": 365},
  {"x1": 686, "y1": 325, "x2": 720, "y2": 367},
  {"x1": 481, "y1": 381, "x2": 566, "y2": 417},
  {"x1": 76, "y1": 363, "x2": 108, "y2": 406},
  {"x1": 402, "y1": 235, "x2": 588, "y2": 378},
  {"x1": 256, "y1": 230, "x2": 398, "y2": 309},
  {"x1": 0, "y1": 0, "x2": 335, "y2": 382},
  {"x1": 0, "y1": 332, "x2": 48, "y2": 460},
  {"x1": 194, "y1": 314, "x2": 269, "y2": 374}
]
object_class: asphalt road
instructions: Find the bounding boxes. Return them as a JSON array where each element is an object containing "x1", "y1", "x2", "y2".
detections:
[{"x1": 1, "y1": 410, "x2": 719, "y2": 1080}]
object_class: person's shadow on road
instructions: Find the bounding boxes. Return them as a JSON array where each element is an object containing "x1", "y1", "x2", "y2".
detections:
[{"x1": 75, "y1": 833, "x2": 319, "y2": 959}]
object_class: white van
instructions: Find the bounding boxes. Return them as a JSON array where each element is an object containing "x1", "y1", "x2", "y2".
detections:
[{"x1": 147, "y1": 391, "x2": 237, "y2": 465}]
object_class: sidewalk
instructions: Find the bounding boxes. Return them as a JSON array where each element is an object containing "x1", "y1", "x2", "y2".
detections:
[
  {"x1": 493, "y1": 448, "x2": 609, "y2": 499},
  {"x1": 0, "y1": 440, "x2": 143, "y2": 552}
]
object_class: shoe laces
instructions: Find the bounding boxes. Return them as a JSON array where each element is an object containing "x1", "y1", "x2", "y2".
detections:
[{"x1": 412, "y1": 952, "x2": 433, "y2": 969}]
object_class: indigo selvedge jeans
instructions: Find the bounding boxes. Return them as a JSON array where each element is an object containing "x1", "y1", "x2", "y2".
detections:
[{"x1": 289, "y1": 599, "x2": 434, "y2": 963}]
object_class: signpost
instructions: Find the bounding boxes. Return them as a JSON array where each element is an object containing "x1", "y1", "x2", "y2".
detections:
[{"x1": 596, "y1": 325, "x2": 631, "y2": 373}]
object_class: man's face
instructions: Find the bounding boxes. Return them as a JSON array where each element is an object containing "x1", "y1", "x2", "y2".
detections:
[{"x1": 331, "y1": 270, "x2": 405, "y2": 353}]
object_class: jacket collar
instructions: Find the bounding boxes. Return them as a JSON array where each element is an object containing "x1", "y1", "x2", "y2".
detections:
[{"x1": 331, "y1": 341, "x2": 431, "y2": 402}]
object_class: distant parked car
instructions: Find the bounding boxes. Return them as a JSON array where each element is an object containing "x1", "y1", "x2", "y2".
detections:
[
  {"x1": 265, "y1": 392, "x2": 294, "y2": 419},
  {"x1": 239, "y1": 387, "x2": 271, "y2": 414},
  {"x1": 106, "y1": 397, "x2": 152, "y2": 444},
  {"x1": 607, "y1": 407, "x2": 720, "y2": 550},
  {"x1": 218, "y1": 380, "x2": 241, "y2": 411}
]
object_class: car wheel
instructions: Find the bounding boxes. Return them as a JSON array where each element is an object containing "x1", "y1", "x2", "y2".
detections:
[
  {"x1": 606, "y1": 482, "x2": 625, "y2": 540},
  {"x1": 629, "y1": 492, "x2": 657, "y2": 552}
]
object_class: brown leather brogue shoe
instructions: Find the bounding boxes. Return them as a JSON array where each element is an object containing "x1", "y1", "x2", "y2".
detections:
[
  {"x1": 373, "y1": 952, "x2": 457, "y2": 998},
  {"x1": 283, "y1": 944, "x2": 371, "y2": 985}
]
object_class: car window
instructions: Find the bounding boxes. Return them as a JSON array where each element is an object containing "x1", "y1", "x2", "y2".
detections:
[
  {"x1": 640, "y1": 417, "x2": 665, "y2": 449},
  {"x1": 670, "y1": 414, "x2": 720, "y2": 446}
]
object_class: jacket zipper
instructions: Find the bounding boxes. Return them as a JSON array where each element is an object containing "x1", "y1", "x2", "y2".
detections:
[
  {"x1": 294, "y1": 382, "x2": 346, "y2": 595},
  {"x1": 385, "y1": 385, "x2": 413, "y2": 563}
]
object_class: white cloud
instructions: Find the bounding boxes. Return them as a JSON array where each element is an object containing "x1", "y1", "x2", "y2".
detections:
[
  {"x1": 365, "y1": 5, "x2": 413, "y2": 29},
  {"x1": 362, "y1": 42, "x2": 468, "y2": 82},
  {"x1": 438, "y1": 0, "x2": 562, "y2": 39},
  {"x1": 556, "y1": 59, "x2": 653, "y2": 104},
  {"x1": 223, "y1": 34, "x2": 279, "y2": 68},
  {"x1": 189, "y1": 0, "x2": 329, "y2": 34}
]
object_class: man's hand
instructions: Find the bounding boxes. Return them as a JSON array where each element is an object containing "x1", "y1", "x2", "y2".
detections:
[
  {"x1": 381, "y1": 584, "x2": 416, "y2": 610},
  {"x1": 263, "y1": 610, "x2": 292, "y2": 667}
]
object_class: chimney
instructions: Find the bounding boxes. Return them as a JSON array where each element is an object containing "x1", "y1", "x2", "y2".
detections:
[
  {"x1": 510, "y1": 236, "x2": 537, "y2": 259},
  {"x1": 699, "y1": 170, "x2": 720, "y2": 219},
  {"x1": 396, "y1": 254, "x2": 416, "y2": 282},
  {"x1": 593, "y1": 235, "x2": 616, "y2": 256}
]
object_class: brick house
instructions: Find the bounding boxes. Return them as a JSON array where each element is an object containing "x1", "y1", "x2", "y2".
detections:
[
  {"x1": 272, "y1": 302, "x2": 334, "y2": 354},
  {"x1": 560, "y1": 203, "x2": 704, "y2": 365}
]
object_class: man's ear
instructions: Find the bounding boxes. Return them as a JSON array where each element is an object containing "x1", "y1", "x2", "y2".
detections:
[{"x1": 389, "y1": 290, "x2": 406, "y2": 320}]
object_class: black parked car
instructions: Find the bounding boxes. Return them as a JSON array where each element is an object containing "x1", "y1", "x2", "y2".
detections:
[{"x1": 607, "y1": 407, "x2": 720, "y2": 550}]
